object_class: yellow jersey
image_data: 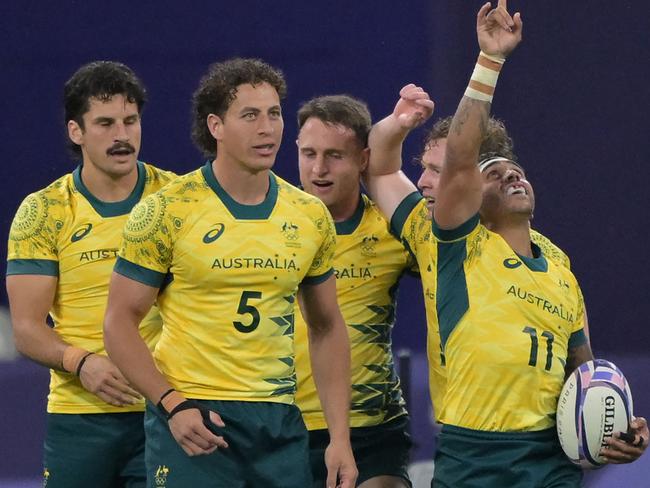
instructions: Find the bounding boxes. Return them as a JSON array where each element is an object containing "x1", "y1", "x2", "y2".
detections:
[
  {"x1": 7, "y1": 162, "x2": 175, "y2": 413},
  {"x1": 392, "y1": 193, "x2": 576, "y2": 425},
  {"x1": 295, "y1": 194, "x2": 412, "y2": 430},
  {"x1": 116, "y1": 163, "x2": 336, "y2": 404},
  {"x1": 431, "y1": 214, "x2": 586, "y2": 431}
]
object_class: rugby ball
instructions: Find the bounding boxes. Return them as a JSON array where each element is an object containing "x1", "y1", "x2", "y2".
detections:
[{"x1": 556, "y1": 359, "x2": 633, "y2": 469}]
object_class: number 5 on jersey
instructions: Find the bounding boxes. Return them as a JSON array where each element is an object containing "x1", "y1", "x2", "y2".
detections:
[{"x1": 234, "y1": 291, "x2": 262, "y2": 333}]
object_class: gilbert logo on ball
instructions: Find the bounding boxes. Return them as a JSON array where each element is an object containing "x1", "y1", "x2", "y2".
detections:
[{"x1": 556, "y1": 359, "x2": 633, "y2": 469}]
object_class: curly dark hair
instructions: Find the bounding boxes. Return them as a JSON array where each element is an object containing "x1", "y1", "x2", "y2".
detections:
[
  {"x1": 63, "y1": 61, "x2": 147, "y2": 156},
  {"x1": 191, "y1": 58, "x2": 287, "y2": 156},
  {"x1": 422, "y1": 115, "x2": 517, "y2": 162},
  {"x1": 297, "y1": 95, "x2": 372, "y2": 148}
]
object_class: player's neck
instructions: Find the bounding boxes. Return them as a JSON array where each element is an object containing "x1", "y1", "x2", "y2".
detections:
[
  {"x1": 80, "y1": 162, "x2": 138, "y2": 203},
  {"x1": 211, "y1": 159, "x2": 269, "y2": 205},
  {"x1": 486, "y1": 222, "x2": 533, "y2": 257},
  {"x1": 329, "y1": 192, "x2": 361, "y2": 223}
]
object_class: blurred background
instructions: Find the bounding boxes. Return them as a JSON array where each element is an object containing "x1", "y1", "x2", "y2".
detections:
[{"x1": 2, "y1": 1, "x2": 649, "y2": 486}]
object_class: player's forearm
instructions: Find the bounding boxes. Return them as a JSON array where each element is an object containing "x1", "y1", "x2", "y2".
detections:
[
  {"x1": 6, "y1": 275, "x2": 72, "y2": 371},
  {"x1": 104, "y1": 308, "x2": 171, "y2": 402},
  {"x1": 309, "y1": 319, "x2": 351, "y2": 443},
  {"x1": 445, "y1": 96, "x2": 490, "y2": 173},
  {"x1": 12, "y1": 317, "x2": 71, "y2": 371},
  {"x1": 367, "y1": 114, "x2": 411, "y2": 176}
]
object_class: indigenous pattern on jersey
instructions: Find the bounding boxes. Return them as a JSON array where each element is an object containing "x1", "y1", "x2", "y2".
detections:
[
  {"x1": 431, "y1": 215, "x2": 586, "y2": 432},
  {"x1": 392, "y1": 193, "x2": 576, "y2": 423},
  {"x1": 295, "y1": 195, "x2": 412, "y2": 430},
  {"x1": 116, "y1": 162, "x2": 335, "y2": 404},
  {"x1": 7, "y1": 162, "x2": 175, "y2": 414}
]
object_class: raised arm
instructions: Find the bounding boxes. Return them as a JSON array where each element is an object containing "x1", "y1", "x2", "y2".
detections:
[
  {"x1": 364, "y1": 84, "x2": 434, "y2": 221},
  {"x1": 434, "y1": 0, "x2": 522, "y2": 229},
  {"x1": 299, "y1": 275, "x2": 357, "y2": 488}
]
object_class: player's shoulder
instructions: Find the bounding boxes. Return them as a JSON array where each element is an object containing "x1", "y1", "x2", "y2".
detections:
[
  {"x1": 530, "y1": 228, "x2": 571, "y2": 269},
  {"x1": 140, "y1": 161, "x2": 178, "y2": 190},
  {"x1": 361, "y1": 194, "x2": 391, "y2": 221},
  {"x1": 14, "y1": 173, "x2": 75, "y2": 219},
  {"x1": 150, "y1": 167, "x2": 207, "y2": 200},
  {"x1": 275, "y1": 174, "x2": 330, "y2": 217},
  {"x1": 358, "y1": 194, "x2": 394, "y2": 233},
  {"x1": 132, "y1": 168, "x2": 204, "y2": 218},
  {"x1": 8, "y1": 173, "x2": 75, "y2": 242}
]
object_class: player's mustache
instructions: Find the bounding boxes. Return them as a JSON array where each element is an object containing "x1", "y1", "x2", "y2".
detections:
[{"x1": 107, "y1": 142, "x2": 136, "y2": 155}]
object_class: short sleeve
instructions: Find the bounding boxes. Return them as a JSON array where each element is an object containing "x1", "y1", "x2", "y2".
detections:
[
  {"x1": 7, "y1": 193, "x2": 59, "y2": 276},
  {"x1": 303, "y1": 203, "x2": 336, "y2": 285},
  {"x1": 115, "y1": 193, "x2": 174, "y2": 287}
]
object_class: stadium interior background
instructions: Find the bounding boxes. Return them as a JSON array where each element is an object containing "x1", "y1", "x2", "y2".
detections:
[{"x1": 1, "y1": 1, "x2": 648, "y2": 486}]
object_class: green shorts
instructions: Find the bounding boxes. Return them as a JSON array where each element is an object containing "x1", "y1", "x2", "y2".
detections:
[
  {"x1": 308, "y1": 415, "x2": 412, "y2": 488},
  {"x1": 433, "y1": 425, "x2": 582, "y2": 488},
  {"x1": 43, "y1": 412, "x2": 146, "y2": 488},
  {"x1": 145, "y1": 400, "x2": 311, "y2": 488}
]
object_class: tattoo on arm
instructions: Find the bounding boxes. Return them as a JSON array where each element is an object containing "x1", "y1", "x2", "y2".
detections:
[{"x1": 450, "y1": 97, "x2": 491, "y2": 146}]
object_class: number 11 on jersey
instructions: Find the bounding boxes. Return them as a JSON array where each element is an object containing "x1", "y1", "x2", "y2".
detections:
[{"x1": 523, "y1": 326, "x2": 555, "y2": 371}]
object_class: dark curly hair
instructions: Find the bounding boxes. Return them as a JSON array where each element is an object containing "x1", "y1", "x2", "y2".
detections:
[
  {"x1": 422, "y1": 115, "x2": 517, "y2": 163},
  {"x1": 297, "y1": 95, "x2": 372, "y2": 148},
  {"x1": 63, "y1": 61, "x2": 147, "y2": 156},
  {"x1": 191, "y1": 58, "x2": 287, "y2": 156}
]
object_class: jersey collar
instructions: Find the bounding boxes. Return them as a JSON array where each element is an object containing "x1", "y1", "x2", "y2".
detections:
[
  {"x1": 334, "y1": 194, "x2": 365, "y2": 235},
  {"x1": 518, "y1": 243, "x2": 548, "y2": 272},
  {"x1": 201, "y1": 161, "x2": 278, "y2": 220},
  {"x1": 73, "y1": 161, "x2": 146, "y2": 217}
]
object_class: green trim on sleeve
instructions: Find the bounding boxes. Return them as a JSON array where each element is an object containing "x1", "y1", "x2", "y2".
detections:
[
  {"x1": 432, "y1": 214, "x2": 480, "y2": 242},
  {"x1": 301, "y1": 268, "x2": 334, "y2": 286},
  {"x1": 73, "y1": 162, "x2": 146, "y2": 217},
  {"x1": 201, "y1": 161, "x2": 278, "y2": 220},
  {"x1": 568, "y1": 329, "x2": 588, "y2": 349},
  {"x1": 113, "y1": 257, "x2": 165, "y2": 288},
  {"x1": 436, "y1": 240, "x2": 469, "y2": 348},
  {"x1": 6, "y1": 259, "x2": 59, "y2": 276},
  {"x1": 389, "y1": 192, "x2": 423, "y2": 238}
]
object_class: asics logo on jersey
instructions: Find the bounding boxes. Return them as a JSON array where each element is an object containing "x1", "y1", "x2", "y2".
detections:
[
  {"x1": 503, "y1": 257, "x2": 522, "y2": 269},
  {"x1": 71, "y1": 223, "x2": 92, "y2": 242},
  {"x1": 203, "y1": 223, "x2": 225, "y2": 243}
]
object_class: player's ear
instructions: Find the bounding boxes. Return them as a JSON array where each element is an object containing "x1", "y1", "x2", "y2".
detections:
[
  {"x1": 207, "y1": 113, "x2": 224, "y2": 142},
  {"x1": 67, "y1": 119, "x2": 84, "y2": 146},
  {"x1": 359, "y1": 147, "x2": 370, "y2": 172}
]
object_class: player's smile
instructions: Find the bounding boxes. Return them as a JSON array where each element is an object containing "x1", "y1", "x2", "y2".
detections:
[{"x1": 504, "y1": 181, "x2": 528, "y2": 196}]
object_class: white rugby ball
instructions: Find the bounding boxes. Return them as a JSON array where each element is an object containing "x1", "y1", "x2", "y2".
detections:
[{"x1": 556, "y1": 359, "x2": 633, "y2": 469}]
